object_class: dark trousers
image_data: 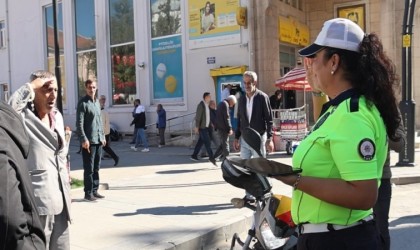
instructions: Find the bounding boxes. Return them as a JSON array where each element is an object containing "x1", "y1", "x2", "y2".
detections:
[
  {"x1": 373, "y1": 178, "x2": 392, "y2": 250},
  {"x1": 103, "y1": 134, "x2": 118, "y2": 161},
  {"x1": 158, "y1": 128, "x2": 165, "y2": 145},
  {"x1": 192, "y1": 128, "x2": 214, "y2": 159},
  {"x1": 214, "y1": 130, "x2": 229, "y2": 159},
  {"x1": 297, "y1": 221, "x2": 380, "y2": 250},
  {"x1": 82, "y1": 144, "x2": 102, "y2": 196}
]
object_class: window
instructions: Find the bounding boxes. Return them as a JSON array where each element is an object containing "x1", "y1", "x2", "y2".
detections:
[
  {"x1": 150, "y1": 0, "x2": 184, "y2": 103},
  {"x1": 44, "y1": 3, "x2": 67, "y2": 105},
  {"x1": 109, "y1": 0, "x2": 136, "y2": 105},
  {"x1": 75, "y1": 0, "x2": 97, "y2": 100},
  {"x1": 0, "y1": 21, "x2": 6, "y2": 49}
]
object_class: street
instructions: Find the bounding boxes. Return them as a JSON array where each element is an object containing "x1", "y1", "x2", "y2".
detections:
[
  {"x1": 68, "y1": 140, "x2": 420, "y2": 250},
  {"x1": 389, "y1": 183, "x2": 420, "y2": 250}
]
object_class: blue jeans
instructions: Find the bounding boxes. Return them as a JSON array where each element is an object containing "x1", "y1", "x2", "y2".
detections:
[
  {"x1": 240, "y1": 132, "x2": 267, "y2": 159},
  {"x1": 240, "y1": 132, "x2": 267, "y2": 198},
  {"x1": 135, "y1": 128, "x2": 148, "y2": 148},
  {"x1": 192, "y1": 128, "x2": 214, "y2": 159},
  {"x1": 82, "y1": 144, "x2": 102, "y2": 196}
]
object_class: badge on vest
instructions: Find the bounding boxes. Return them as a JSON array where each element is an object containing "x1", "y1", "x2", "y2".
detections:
[{"x1": 358, "y1": 139, "x2": 376, "y2": 161}]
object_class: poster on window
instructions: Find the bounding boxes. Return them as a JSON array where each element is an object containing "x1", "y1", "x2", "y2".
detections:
[
  {"x1": 188, "y1": 0, "x2": 240, "y2": 49},
  {"x1": 336, "y1": 3, "x2": 366, "y2": 31},
  {"x1": 152, "y1": 35, "x2": 184, "y2": 102},
  {"x1": 150, "y1": 0, "x2": 181, "y2": 38}
]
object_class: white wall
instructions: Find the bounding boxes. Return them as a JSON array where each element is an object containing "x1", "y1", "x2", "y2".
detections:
[{"x1": 0, "y1": 0, "x2": 10, "y2": 89}]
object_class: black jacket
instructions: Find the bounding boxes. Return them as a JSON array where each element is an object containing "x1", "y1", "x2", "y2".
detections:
[
  {"x1": 235, "y1": 89, "x2": 273, "y2": 139},
  {"x1": 131, "y1": 112, "x2": 146, "y2": 129},
  {"x1": 0, "y1": 101, "x2": 46, "y2": 250},
  {"x1": 215, "y1": 100, "x2": 232, "y2": 132}
]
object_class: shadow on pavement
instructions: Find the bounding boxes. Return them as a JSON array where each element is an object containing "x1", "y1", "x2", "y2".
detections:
[
  {"x1": 109, "y1": 181, "x2": 226, "y2": 190},
  {"x1": 114, "y1": 203, "x2": 234, "y2": 216},
  {"x1": 390, "y1": 215, "x2": 420, "y2": 250}
]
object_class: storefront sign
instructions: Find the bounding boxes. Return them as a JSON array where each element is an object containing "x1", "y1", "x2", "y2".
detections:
[
  {"x1": 336, "y1": 3, "x2": 366, "y2": 31},
  {"x1": 278, "y1": 16, "x2": 309, "y2": 46}
]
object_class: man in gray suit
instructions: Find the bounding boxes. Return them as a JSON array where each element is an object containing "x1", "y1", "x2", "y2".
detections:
[
  {"x1": 190, "y1": 92, "x2": 216, "y2": 165},
  {"x1": 9, "y1": 70, "x2": 71, "y2": 250}
]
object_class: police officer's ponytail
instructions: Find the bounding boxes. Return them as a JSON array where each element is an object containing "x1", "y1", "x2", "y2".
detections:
[
  {"x1": 357, "y1": 33, "x2": 400, "y2": 140},
  {"x1": 323, "y1": 33, "x2": 400, "y2": 140}
]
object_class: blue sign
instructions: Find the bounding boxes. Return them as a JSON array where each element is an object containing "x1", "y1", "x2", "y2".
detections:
[{"x1": 152, "y1": 35, "x2": 184, "y2": 101}]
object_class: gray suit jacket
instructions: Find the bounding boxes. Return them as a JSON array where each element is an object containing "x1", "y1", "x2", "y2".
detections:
[{"x1": 9, "y1": 84, "x2": 71, "y2": 221}]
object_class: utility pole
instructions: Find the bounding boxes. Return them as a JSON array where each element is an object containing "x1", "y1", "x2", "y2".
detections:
[
  {"x1": 397, "y1": 0, "x2": 417, "y2": 166},
  {"x1": 52, "y1": 0, "x2": 63, "y2": 114}
]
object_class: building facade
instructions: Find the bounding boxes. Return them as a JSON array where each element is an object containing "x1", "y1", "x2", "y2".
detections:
[{"x1": 0, "y1": 0, "x2": 418, "y2": 133}]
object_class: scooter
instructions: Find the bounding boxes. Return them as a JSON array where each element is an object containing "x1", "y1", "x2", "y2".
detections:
[{"x1": 221, "y1": 127, "x2": 300, "y2": 250}]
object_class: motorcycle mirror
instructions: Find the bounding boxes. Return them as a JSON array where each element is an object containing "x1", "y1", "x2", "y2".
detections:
[{"x1": 242, "y1": 127, "x2": 263, "y2": 157}]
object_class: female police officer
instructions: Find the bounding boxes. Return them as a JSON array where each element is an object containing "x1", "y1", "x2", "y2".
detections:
[{"x1": 275, "y1": 18, "x2": 400, "y2": 249}]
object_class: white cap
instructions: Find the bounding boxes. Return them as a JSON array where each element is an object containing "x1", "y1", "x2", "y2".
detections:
[{"x1": 299, "y1": 18, "x2": 365, "y2": 57}]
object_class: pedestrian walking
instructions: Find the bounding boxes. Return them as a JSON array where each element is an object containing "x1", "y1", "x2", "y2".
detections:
[
  {"x1": 233, "y1": 71, "x2": 274, "y2": 200},
  {"x1": 156, "y1": 104, "x2": 166, "y2": 148},
  {"x1": 274, "y1": 18, "x2": 401, "y2": 249},
  {"x1": 99, "y1": 95, "x2": 119, "y2": 166},
  {"x1": 190, "y1": 92, "x2": 216, "y2": 165},
  {"x1": 130, "y1": 99, "x2": 149, "y2": 152},
  {"x1": 76, "y1": 79, "x2": 106, "y2": 201},
  {"x1": 9, "y1": 70, "x2": 71, "y2": 250},
  {"x1": 214, "y1": 95, "x2": 237, "y2": 160},
  {"x1": 129, "y1": 100, "x2": 140, "y2": 144}
]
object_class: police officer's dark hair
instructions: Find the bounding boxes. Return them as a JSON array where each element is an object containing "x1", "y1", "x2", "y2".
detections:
[
  {"x1": 323, "y1": 33, "x2": 400, "y2": 140},
  {"x1": 203, "y1": 92, "x2": 210, "y2": 99}
]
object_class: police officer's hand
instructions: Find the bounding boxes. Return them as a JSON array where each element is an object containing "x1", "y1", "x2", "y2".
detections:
[
  {"x1": 228, "y1": 129, "x2": 233, "y2": 136},
  {"x1": 266, "y1": 139, "x2": 274, "y2": 153},
  {"x1": 194, "y1": 127, "x2": 199, "y2": 134},
  {"x1": 233, "y1": 138, "x2": 240, "y2": 151},
  {"x1": 82, "y1": 140, "x2": 90, "y2": 153}
]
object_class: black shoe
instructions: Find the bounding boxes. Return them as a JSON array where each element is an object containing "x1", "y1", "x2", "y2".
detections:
[
  {"x1": 209, "y1": 158, "x2": 217, "y2": 166},
  {"x1": 84, "y1": 195, "x2": 97, "y2": 202},
  {"x1": 114, "y1": 156, "x2": 119, "y2": 166},
  {"x1": 93, "y1": 193, "x2": 105, "y2": 199},
  {"x1": 190, "y1": 155, "x2": 199, "y2": 161}
]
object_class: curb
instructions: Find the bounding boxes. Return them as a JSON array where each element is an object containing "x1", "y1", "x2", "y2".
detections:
[
  {"x1": 392, "y1": 176, "x2": 420, "y2": 185},
  {"x1": 163, "y1": 214, "x2": 253, "y2": 250}
]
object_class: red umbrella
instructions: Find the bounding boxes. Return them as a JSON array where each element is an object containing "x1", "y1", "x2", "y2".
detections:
[{"x1": 275, "y1": 67, "x2": 312, "y2": 91}]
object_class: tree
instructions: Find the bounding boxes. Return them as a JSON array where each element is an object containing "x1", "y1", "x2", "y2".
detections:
[{"x1": 152, "y1": 0, "x2": 181, "y2": 38}]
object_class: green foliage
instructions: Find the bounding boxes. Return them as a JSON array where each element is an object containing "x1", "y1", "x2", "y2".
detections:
[
  {"x1": 151, "y1": 0, "x2": 181, "y2": 38},
  {"x1": 71, "y1": 178, "x2": 84, "y2": 189},
  {"x1": 110, "y1": 0, "x2": 134, "y2": 45}
]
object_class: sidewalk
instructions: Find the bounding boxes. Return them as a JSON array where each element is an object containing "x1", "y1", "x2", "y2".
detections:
[{"x1": 68, "y1": 139, "x2": 420, "y2": 250}]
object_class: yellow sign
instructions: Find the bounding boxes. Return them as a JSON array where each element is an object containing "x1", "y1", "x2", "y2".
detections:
[
  {"x1": 337, "y1": 4, "x2": 366, "y2": 31},
  {"x1": 403, "y1": 34, "x2": 411, "y2": 48},
  {"x1": 278, "y1": 16, "x2": 309, "y2": 46},
  {"x1": 236, "y1": 7, "x2": 247, "y2": 26}
]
